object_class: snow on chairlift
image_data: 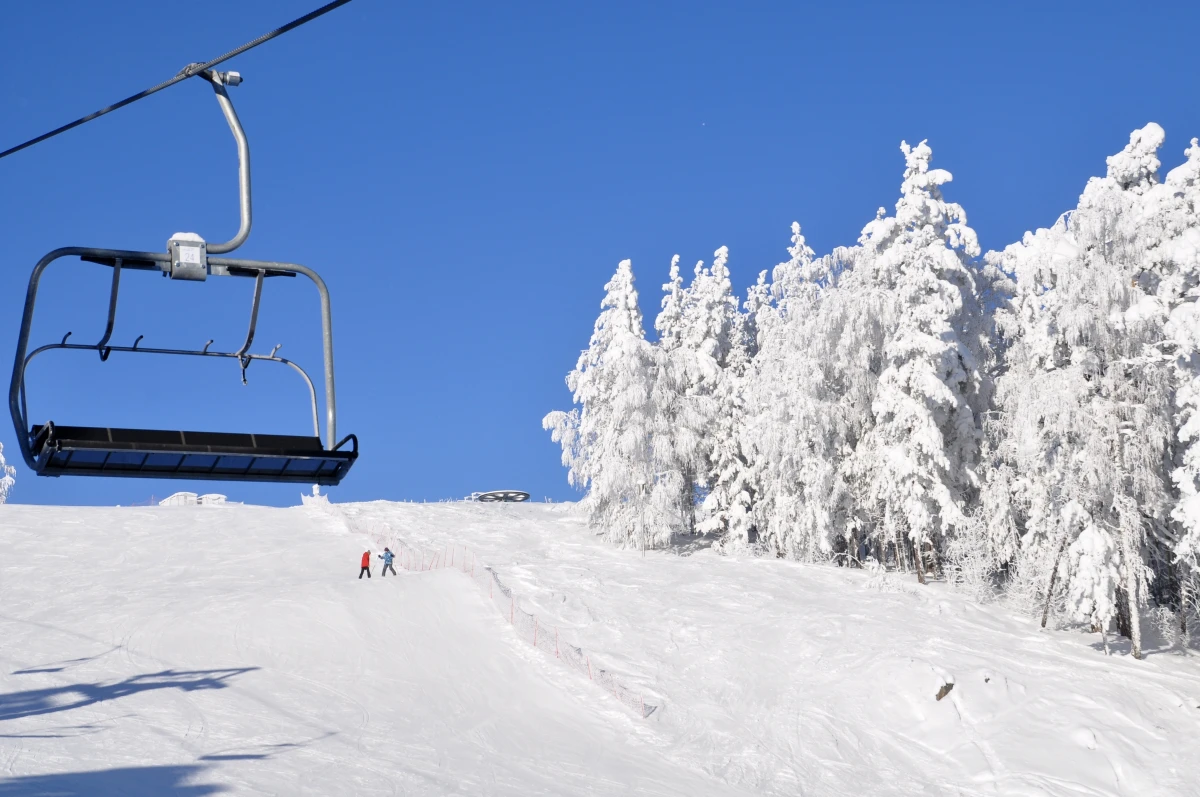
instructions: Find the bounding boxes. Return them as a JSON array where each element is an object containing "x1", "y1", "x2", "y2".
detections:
[
  {"x1": 475, "y1": 490, "x2": 530, "y2": 503},
  {"x1": 8, "y1": 70, "x2": 357, "y2": 485}
]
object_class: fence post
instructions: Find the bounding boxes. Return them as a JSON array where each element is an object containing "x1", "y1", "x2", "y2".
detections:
[
  {"x1": 555, "y1": 628, "x2": 559, "y2": 658},
  {"x1": 587, "y1": 656, "x2": 592, "y2": 680},
  {"x1": 510, "y1": 595, "x2": 514, "y2": 624},
  {"x1": 533, "y1": 617, "x2": 538, "y2": 646},
  {"x1": 450, "y1": 545, "x2": 454, "y2": 567}
]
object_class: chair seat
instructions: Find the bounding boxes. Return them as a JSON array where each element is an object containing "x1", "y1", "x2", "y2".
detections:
[{"x1": 30, "y1": 424, "x2": 356, "y2": 485}]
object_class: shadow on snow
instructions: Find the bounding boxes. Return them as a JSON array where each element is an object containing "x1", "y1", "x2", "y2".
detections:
[
  {"x1": 0, "y1": 764, "x2": 224, "y2": 796},
  {"x1": 0, "y1": 668, "x2": 259, "y2": 722}
]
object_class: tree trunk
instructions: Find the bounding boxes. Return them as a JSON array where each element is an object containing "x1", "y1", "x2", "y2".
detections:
[
  {"x1": 1123, "y1": 530, "x2": 1143, "y2": 660},
  {"x1": 913, "y1": 537, "x2": 927, "y2": 585},
  {"x1": 1115, "y1": 586, "x2": 1132, "y2": 640},
  {"x1": 1041, "y1": 531, "x2": 1071, "y2": 629},
  {"x1": 1181, "y1": 572, "x2": 1191, "y2": 646},
  {"x1": 681, "y1": 471, "x2": 695, "y2": 534}
]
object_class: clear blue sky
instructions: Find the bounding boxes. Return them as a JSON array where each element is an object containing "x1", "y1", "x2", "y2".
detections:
[{"x1": 2, "y1": 1, "x2": 1198, "y2": 507}]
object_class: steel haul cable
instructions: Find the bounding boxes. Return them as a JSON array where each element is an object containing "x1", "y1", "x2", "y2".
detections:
[{"x1": 0, "y1": 0, "x2": 356, "y2": 162}]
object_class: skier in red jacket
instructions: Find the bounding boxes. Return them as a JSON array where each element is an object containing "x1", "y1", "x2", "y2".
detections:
[{"x1": 358, "y1": 550, "x2": 371, "y2": 579}]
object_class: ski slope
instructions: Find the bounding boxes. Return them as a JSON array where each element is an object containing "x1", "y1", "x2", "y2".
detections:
[
  {"x1": 1, "y1": 500, "x2": 1198, "y2": 796},
  {"x1": 0, "y1": 504, "x2": 743, "y2": 796}
]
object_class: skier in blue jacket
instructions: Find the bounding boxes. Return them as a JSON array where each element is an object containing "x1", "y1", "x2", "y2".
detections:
[{"x1": 378, "y1": 547, "x2": 398, "y2": 577}]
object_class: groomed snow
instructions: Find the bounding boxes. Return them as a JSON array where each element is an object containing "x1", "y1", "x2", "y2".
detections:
[
  {"x1": 346, "y1": 500, "x2": 1200, "y2": 796},
  {"x1": 1, "y1": 500, "x2": 1198, "y2": 796},
  {"x1": 0, "y1": 504, "x2": 745, "y2": 796}
]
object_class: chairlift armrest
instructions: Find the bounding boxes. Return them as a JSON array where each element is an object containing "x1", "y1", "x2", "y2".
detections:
[
  {"x1": 80, "y1": 255, "x2": 163, "y2": 271},
  {"x1": 29, "y1": 422, "x2": 54, "y2": 454},
  {"x1": 223, "y1": 266, "x2": 296, "y2": 279},
  {"x1": 332, "y1": 433, "x2": 357, "y2": 454}
]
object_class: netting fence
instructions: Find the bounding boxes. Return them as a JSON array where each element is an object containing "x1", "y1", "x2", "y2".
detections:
[{"x1": 361, "y1": 526, "x2": 658, "y2": 719}]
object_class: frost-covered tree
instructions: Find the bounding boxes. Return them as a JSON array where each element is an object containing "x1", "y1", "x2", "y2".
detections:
[
  {"x1": 742, "y1": 224, "x2": 851, "y2": 560},
  {"x1": 850, "y1": 141, "x2": 986, "y2": 583},
  {"x1": 0, "y1": 442, "x2": 14, "y2": 504},
  {"x1": 1153, "y1": 139, "x2": 1200, "y2": 575},
  {"x1": 989, "y1": 125, "x2": 1182, "y2": 657},
  {"x1": 655, "y1": 256, "x2": 686, "y2": 352},
  {"x1": 651, "y1": 255, "x2": 704, "y2": 533},
  {"x1": 654, "y1": 247, "x2": 741, "y2": 532},
  {"x1": 1060, "y1": 502, "x2": 1122, "y2": 654},
  {"x1": 544, "y1": 260, "x2": 671, "y2": 546},
  {"x1": 742, "y1": 269, "x2": 773, "y2": 360},
  {"x1": 544, "y1": 123, "x2": 1200, "y2": 657},
  {"x1": 698, "y1": 311, "x2": 755, "y2": 547},
  {"x1": 1127, "y1": 132, "x2": 1200, "y2": 641}
]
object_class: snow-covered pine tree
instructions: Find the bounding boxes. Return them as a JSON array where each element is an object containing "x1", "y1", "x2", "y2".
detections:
[
  {"x1": 1151, "y1": 137, "x2": 1200, "y2": 636},
  {"x1": 544, "y1": 260, "x2": 665, "y2": 546},
  {"x1": 742, "y1": 269, "x2": 773, "y2": 360},
  {"x1": 1060, "y1": 501, "x2": 1122, "y2": 654},
  {"x1": 0, "y1": 442, "x2": 14, "y2": 504},
  {"x1": 851, "y1": 140, "x2": 985, "y2": 584},
  {"x1": 990, "y1": 125, "x2": 1179, "y2": 657},
  {"x1": 659, "y1": 247, "x2": 741, "y2": 533},
  {"x1": 697, "y1": 309, "x2": 755, "y2": 548},
  {"x1": 655, "y1": 256, "x2": 686, "y2": 353},
  {"x1": 650, "y1": 255, "x2": 702, "y2": 534},
  {"x1": 742, "y1": 224, "x2": 851, "y2": 560}
]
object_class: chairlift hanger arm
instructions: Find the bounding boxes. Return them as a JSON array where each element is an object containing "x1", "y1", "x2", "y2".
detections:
[{"x1": 198, "y1": 70, "x2": 251, "y2": 255}]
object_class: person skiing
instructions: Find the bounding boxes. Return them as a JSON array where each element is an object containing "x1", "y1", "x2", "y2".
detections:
[
  {"x1": 378, "y1": 547, "x2": 397, "y2": 577},
  {"x1": 359, "y1": 550, "x2": 371, "y2": 579}
]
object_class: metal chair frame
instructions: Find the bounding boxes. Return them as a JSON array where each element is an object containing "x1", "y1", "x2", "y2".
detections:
[{"x1": 8, "y1": 70, "x2": 355, "y2": 483}]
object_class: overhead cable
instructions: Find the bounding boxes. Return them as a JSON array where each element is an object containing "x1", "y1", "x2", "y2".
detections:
[{"x1": 0, "y1": 0, "x2": 356, "y2": 162}]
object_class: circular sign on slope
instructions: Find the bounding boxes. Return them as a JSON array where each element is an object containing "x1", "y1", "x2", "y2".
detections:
[{"x1": 476, "y1": 490, "x2": 530, "y2": 503}]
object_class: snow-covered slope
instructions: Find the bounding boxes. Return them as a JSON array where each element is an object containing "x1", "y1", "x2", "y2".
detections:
[
  {"x1": 348, "y1": 500, "x2": 1200, "y2": 797},
  {"x1": 0, "y1": 504, "x2": 743, "y2": 796},
  {"x1": 1, "y1": 501, "x2": 1198, "y2": 796}
]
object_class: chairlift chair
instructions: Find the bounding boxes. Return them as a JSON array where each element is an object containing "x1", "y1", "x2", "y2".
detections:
[{"x1": 8, "y1": 70, "x2": 357, "y2": 485}]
